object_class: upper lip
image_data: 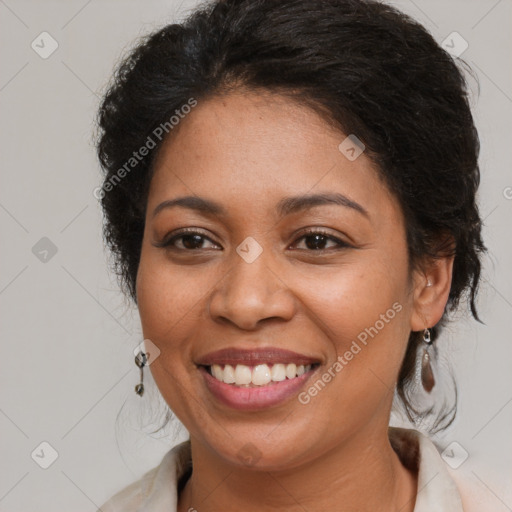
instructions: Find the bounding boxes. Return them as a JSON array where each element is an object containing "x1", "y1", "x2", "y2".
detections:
[{"x1": 196, "y1": 347, "x2": 321, "y2": 367}]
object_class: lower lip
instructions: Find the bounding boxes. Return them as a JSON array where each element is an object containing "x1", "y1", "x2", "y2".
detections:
[{"x1": 198, "y1": 366, "x2": 318, "y2": 410}]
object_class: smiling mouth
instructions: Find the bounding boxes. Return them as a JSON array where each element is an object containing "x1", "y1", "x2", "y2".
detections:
[{"x1": 202, "y1": 362, "x2": 321, "y2": 387}]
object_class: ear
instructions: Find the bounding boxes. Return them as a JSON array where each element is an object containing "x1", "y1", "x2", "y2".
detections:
[{"x1": 410, "y1": 254, "x2": 455, "y2": 331}]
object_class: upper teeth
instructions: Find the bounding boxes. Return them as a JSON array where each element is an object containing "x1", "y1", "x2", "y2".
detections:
[{"x1": 210, "y1": 363, "x2": 312, "y2": 386}]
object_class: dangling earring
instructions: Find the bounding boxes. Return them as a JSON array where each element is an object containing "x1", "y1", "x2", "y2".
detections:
[
  {"x1": 420, "y1": 328, "x2": 435, "y2": 393},
  {"x1": 134, "y1": 350, "x2": 147, "y2": 396}
]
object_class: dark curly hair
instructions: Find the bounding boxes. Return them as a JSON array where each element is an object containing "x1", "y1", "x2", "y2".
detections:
[{"x1": 96, "y1": 0, "x2": 485, "y2": 432}]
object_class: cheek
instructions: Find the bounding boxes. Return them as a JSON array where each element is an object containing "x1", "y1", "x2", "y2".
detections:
[
  {"x1": 297, "y1": 252, "x2": 412, "y2": 391},
  {"x1": 136, "y1": 251, "x2": 193, "y2": 398},
  {"x1": 136, "y1": 247, "x2": 207, "y2": 341},
  {"x1": 300, "y1": 246, "x2": 409, "y2": 332},
  {"x1": 135, "y1": 250, "x2": 209, "y2": 425}
]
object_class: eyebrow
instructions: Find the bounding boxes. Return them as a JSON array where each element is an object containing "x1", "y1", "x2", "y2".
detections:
[{"x1": 152, "y1": 192, "x2": 369, "y2": 219}]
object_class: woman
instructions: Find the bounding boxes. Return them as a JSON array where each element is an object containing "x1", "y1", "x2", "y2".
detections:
[{"x1": 95, "y1": 0, "x2": 485, "y2": 510}]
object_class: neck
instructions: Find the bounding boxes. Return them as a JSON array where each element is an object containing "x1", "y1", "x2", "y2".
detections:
[{"x1": 178, "y1": 425, "x2": 418, "y2": 512}]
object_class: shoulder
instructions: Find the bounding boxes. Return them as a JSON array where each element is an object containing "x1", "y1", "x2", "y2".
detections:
[
  {"x1": 444, "y1": 455, "x2": 509, "y2": 512},
  {"x1": 97, "y1": 465, "x2": 159, "y2": 512},
  {"x1": 96, "y1": 439, "x2": 191, "y2": 512},
  {"x1": 390, "y1": 426, "x2": 464, "y2": 511},
  {"x1": 389, "y1": 427, "x2": 502, "y2": 512}
]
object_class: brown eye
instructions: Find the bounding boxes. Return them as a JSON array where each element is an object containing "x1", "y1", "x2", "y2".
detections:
[
  {"x1": 292, "y1": 229, "x2": 351, "y2": 251},
  {"x1": 153, "y1": 229, "x2": 221, "y2": 251}
]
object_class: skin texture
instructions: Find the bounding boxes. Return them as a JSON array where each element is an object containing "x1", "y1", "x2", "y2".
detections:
[{"x1": 136, "y1": 91, "x2": 454, "y2": 512}]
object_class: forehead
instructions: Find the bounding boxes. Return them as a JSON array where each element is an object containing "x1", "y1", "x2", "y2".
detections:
[{"x1": 148, "y1": 91, "x2": 399, "y2": 223}]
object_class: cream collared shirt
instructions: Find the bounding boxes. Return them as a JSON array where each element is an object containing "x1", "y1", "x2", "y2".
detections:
[{"x1": 98, "y1": 427, "x2": 468, "y2": 511}]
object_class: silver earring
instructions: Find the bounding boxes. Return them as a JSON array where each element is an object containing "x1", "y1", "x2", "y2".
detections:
[
  {"x1": 134, "y1": 350, "x2": 148, "y2": 396},
  {"x1": 420, "y1": 328, "x2": 435, "y2": 393}
]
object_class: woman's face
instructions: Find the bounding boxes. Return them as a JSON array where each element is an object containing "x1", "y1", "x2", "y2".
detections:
[{"x1": 136, "y1": 91, "x2": 426, "y2": 469}]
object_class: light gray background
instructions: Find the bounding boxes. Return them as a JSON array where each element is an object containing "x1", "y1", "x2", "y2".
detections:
[{"x1": 0, "y1": 1, "x2": 511, "y2": 511}]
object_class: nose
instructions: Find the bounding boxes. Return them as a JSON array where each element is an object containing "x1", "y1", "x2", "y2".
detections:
[{"x1": 208, "y1": 248, "x2": 297, "y2": 330}]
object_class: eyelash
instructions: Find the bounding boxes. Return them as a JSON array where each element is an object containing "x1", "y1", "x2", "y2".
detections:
[{"x1": 154, "y1": 227, "x2": 351, "y2": 252}]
